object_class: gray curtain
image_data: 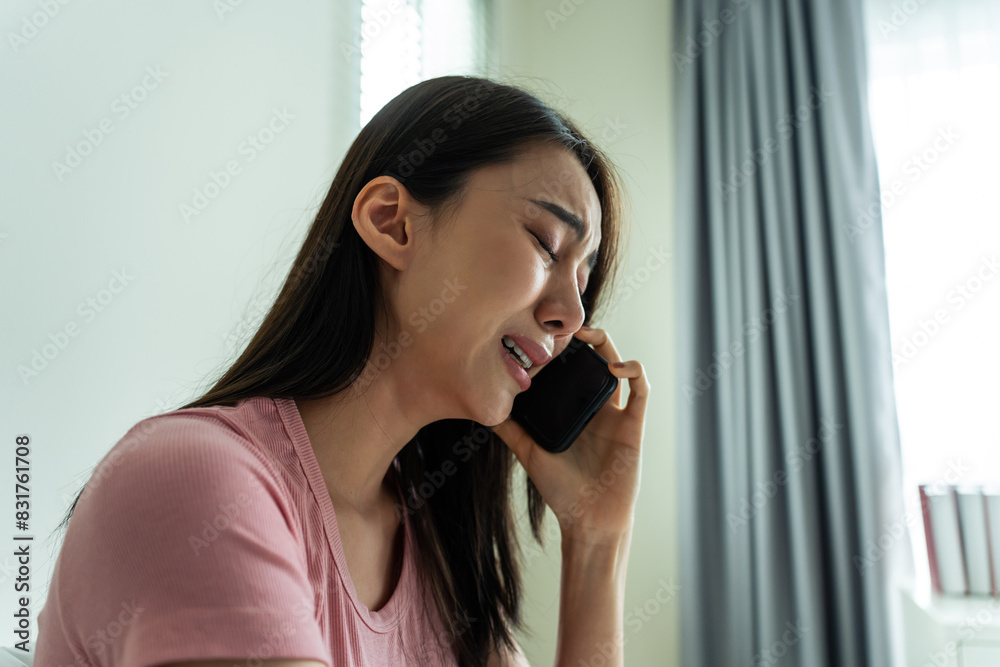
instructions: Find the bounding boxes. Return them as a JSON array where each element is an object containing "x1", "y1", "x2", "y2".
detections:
[{"x1": 674, "y1": 0, "x2": 913, "y2": 666}]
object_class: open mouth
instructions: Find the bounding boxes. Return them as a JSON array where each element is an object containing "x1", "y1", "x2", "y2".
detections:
[{"x1": 501, "y1": 335, "x2": 533, "y2": 370}]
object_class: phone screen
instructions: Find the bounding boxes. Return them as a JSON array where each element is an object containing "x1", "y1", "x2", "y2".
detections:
[{"x1": 509, "y1": 337, "x2": 618, "y2": 453}]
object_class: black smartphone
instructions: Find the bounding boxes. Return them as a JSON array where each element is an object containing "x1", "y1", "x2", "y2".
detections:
[{"x1": 509, "y1": 336, "x2": 619, "y2": 453}]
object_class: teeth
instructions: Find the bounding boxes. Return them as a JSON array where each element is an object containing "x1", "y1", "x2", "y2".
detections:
[{"x1": 502, "y1": 335, "x2": 532, "y2": 369}]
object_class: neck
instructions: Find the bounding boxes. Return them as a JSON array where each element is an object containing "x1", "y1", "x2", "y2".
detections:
[{"x1": 294, "y1": 332, "x2": 450, "y2": 513}]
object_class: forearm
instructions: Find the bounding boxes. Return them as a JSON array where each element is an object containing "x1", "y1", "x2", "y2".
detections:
[{"x1": 553, "y1": 527, "x2": 632, "y2": 667}]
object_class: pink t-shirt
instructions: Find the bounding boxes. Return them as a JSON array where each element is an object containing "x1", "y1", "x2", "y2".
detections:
[{"x1": 35, "y1": 396, "x2": 461, "y2": 666}]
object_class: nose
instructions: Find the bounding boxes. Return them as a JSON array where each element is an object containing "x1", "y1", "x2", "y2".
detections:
[{"x1": 537, "y1": 271, "x2": 587, "y2": 347}]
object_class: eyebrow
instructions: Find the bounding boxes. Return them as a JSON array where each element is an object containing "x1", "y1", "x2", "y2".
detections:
[{"x1": 527, "y1": 198, "x2": 600, "y2": 271}]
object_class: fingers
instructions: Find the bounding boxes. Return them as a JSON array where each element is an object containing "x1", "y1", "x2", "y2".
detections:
[
  {"x1": 574, "y1": 326, "x2": 625, "y2": 407},
  {"x1": 609, "y1": 359, "x2": 650, "y2": 421},
  {"x1": 575, "y1": 327, "x2": 649, "y2": 414},
  {"x1": 573, "y1": 325, "x2": 620, "y2": 363}
]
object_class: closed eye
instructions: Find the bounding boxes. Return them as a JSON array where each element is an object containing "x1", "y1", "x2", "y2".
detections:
[
  {"x1": 528, "y1": 230, "x2": 586, "y2": 297},
  {"x1": 529, "y1": 229, "x2": 559, "y2": 262}
]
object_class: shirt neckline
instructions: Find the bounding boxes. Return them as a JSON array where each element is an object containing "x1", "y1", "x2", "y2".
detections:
[{"x1": 271, "y1": 396, "x2": 413, "y2": 633}]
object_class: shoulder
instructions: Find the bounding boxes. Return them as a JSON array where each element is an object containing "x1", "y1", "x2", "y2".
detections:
[
  {"x1": 43, "y1": 405, "x2": 327, "y2": 667},
  {"x1": 107, "y1": 404, "x2": 266, "y2": 464},
  {"x1": 93, "y1": 409, "x2": 274, "y2": 491},
  {"x1": 74, "y1": 409, "x2": 295, "y2": 539}
]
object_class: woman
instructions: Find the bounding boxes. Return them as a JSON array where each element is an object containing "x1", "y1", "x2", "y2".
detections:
[{"x1": 36, "y1": 75, "x2": 649, "y2": 667}]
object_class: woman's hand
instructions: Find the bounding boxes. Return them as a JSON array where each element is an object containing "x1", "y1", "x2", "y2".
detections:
[{"x1": 491, "y1": 326, "x2": 649, "y2": 547}]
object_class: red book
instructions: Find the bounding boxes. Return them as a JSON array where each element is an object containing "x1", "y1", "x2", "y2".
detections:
[{"x1": 919, "y1": 484, "x2": 941, "y2": 593}]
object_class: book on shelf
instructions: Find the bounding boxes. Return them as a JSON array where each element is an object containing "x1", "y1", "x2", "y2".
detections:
[
  {"x1": 983, "y1": 486, "x2": 1000, "y2": 597},
  {"x1": 956, "y1": 485, "x2": 992, "y2": 595},
  {"x1": 919, "y1": 484, "x2": 940, "y2": 593},
  {"x1": 921, "y1": 482, "x2": 1000, "y2": 597},
  {"x1": 921, "y1": 484, "x2": 968, "y2": 595}
]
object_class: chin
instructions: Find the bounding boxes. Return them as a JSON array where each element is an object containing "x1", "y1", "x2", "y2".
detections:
[
  {"x1": 479, "y1": 403, "x2": 513, "y2": 428},
  {"x1": 482, "y1": 410, "x2": 511, "y2": 428},
  {"x1": 471, "y1": 388, "x2": 515, "y2": 427}
]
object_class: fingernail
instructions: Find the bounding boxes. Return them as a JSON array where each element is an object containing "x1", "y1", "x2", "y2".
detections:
[
  {"x1": 612, "y1": 361, "x2": 626, "y2": 368},
  {"x1": 580, "y1": 325, "x2": 593, "y2": 331}
]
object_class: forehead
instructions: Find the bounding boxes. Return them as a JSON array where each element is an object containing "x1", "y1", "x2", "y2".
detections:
[{"x1": 477, "y1": 143, "x2": 602, "y2": 245}]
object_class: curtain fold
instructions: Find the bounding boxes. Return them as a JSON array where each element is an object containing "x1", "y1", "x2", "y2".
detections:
[{"x1": 674, "y1": 0, "x2": 913, "y2": 665}]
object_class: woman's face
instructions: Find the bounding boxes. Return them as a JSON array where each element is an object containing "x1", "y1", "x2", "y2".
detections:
[{"x1": 367, "y1": 141, "x2": 603, "y2": 427}]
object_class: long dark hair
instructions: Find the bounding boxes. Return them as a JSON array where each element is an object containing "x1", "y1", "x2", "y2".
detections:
[{"x1": 57, "y1": 74, "x2": 627, "y2": 665}]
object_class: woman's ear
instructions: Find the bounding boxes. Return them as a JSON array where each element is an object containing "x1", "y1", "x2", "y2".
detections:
[{"x1": 351, "y1": 176, "x2": 429, "y2": 271}]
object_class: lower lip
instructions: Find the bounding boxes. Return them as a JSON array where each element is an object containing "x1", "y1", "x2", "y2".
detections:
[{"x1": 500, "y1": 339, "x2": 531, "y2": 391}]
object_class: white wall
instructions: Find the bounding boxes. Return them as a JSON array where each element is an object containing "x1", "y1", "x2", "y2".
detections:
[
  {"x1": 2, "y1": 1, "x2": 678, "y2": 662},
  {"x1": 0, "y1": 0, "x2": 359, "y2": 637},
  {"x1": 492, "y1": 1, "x2": 680, "y2": 665}
]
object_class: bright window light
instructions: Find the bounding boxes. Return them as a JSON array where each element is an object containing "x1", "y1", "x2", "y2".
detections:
[
  {"x1": 359, "y1": 0, "x2": 490, "y2": 129},
  {"x1": 864, "y1": 0, "x2": 1000, "y2": 593}
]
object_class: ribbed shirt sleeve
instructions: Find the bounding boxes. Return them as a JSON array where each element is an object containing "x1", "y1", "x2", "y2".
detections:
[{"x1": 51, "y1": 415, "x2": 330, "y2": 667}]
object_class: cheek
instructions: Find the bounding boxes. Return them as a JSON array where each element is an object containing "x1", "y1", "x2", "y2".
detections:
[
  {"x1": 424, "y1": 228, "x2": 544, "y2": 343},
  {"x1": 485, "y1": 237, "x2": 545, "y2": 302}
]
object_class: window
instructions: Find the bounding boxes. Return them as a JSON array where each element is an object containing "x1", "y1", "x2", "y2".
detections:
[
  {"x1": 864, "y1": 0, "x2": 1000, "y2": 592},
  {"x1": 359, "y1": 0, "x2": 493, "y2": 128}
]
